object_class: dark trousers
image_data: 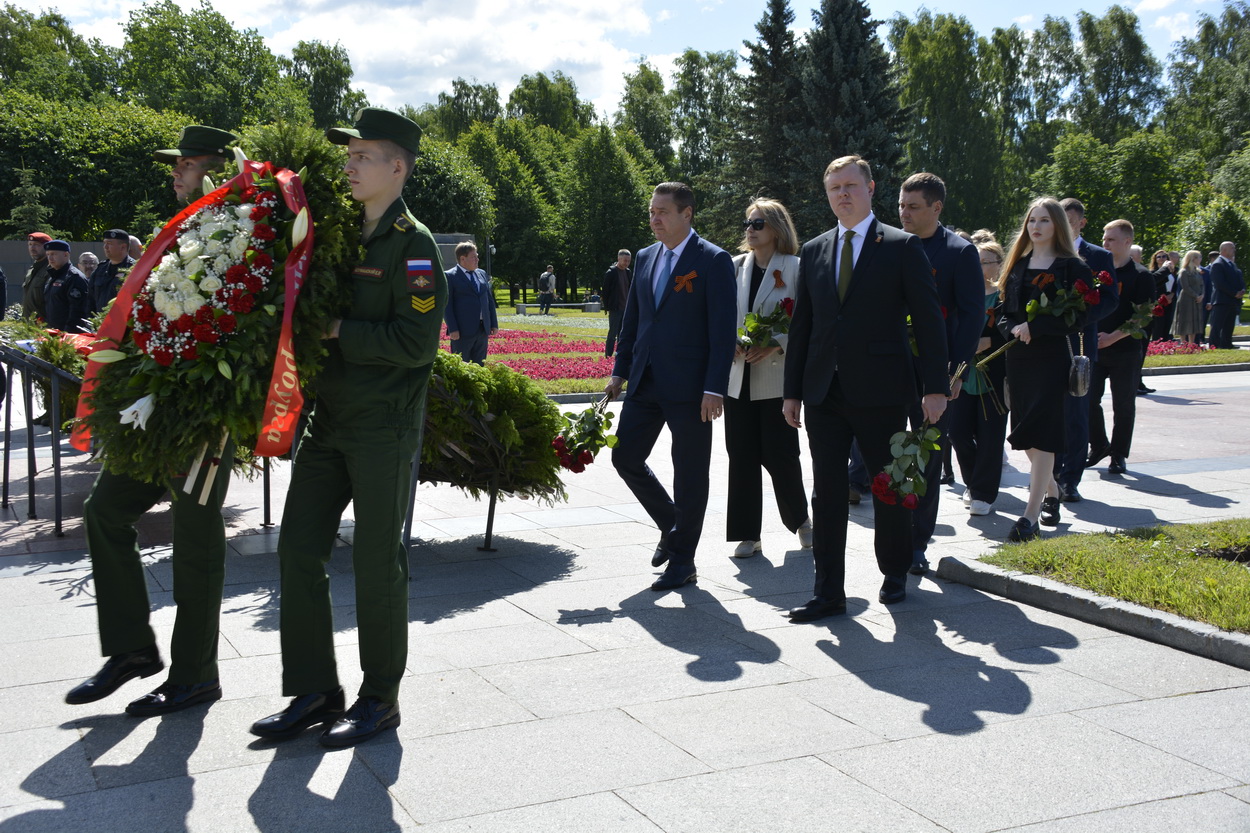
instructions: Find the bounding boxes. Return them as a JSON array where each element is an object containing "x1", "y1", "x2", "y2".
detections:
[
  {"x1": 1054, "y1": 388, "x2": 1091, "y2": 488},
  {"x1": 605, "y1": 309, "x2": 624, "y2": 356},
  {"x1": 1209, "y1": 303, "x2": 1237, "y2": 349},
  {"x1": 611, "y1": 371, "x2": 712, "y2": 563},
  {"x1": 277, "y1": 418, "x2": 421, "y2": 703},
  {"x1": 805, "y1": 378, "x2": 910, "y2": 602},
  {"x1": 82, "y1": 448, "x2": 233, "y2": 684},
  {"x1": 450, "y1": 326, "x2": 488, "y2": 365},
  {"x1": 724, "y1": 393, "x2": 808, "y2": 541},
  {"x1": 908, "y1": 405, "x2": 949, "y2": 555},
  {"x1": 948, "y1": 390, "x2": 1008, "y2": 503},
  {"x1": 1089, "y1": 351, "x2": 1139, "y2": 458}
]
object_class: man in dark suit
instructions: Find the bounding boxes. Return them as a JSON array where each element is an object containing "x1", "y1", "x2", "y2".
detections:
[
  {"x1": 1208, "y1": 242, "x2": 1244, "y2": 350},
  {"x1": 601, "y1": 249, "x2": 632, "y2": 357},
  {"x1": 1053, "y1": 198, "x2": 1118, "y2": 504},
  {"x1": 782, "y1": 155, "x2": 948, "y2": 620},
  {"x1": 1088, "y1": 219, "x2": 1155, "y2": 476},
  {"x1": 443, "y1": 241, "x2": 498, "y2": 364},
  {"x1": 605, "y1": 182, "x2": 736, "y2": 591},
  {"x1": 896, "y1": 173, "x2": 982, "y2": 574}
]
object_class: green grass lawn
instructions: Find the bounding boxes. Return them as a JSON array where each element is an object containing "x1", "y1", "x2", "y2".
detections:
[
  {"x1": 1145, "y1": 348, "x2": 1250, "y2": 367},
  {"x1": 984, "y1": 519, "x2": 1250, "y2": 633}
]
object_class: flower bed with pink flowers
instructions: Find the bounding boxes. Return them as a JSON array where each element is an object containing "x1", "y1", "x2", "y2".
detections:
[{"x1": 439, "y1": 327, "x2": 611, "y2": 392}]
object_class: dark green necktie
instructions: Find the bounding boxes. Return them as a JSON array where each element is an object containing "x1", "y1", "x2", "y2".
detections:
[{"x1": 839, "y1": 230, "x2": 855, "y2": 301}]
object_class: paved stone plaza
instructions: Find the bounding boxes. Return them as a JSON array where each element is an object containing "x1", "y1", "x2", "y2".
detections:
[{"x1": 1, "y1": 370, "x2": 1248, "y2": 832}]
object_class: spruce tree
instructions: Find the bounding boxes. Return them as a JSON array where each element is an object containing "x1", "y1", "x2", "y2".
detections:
[
  {"x1": 786, "y1": 0, "x2": 905, "y2": 240},
  {"x1": 7, "y1": 167, "x2": 59, "y2": 238}
]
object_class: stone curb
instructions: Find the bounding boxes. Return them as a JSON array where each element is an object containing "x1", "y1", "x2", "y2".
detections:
[
  {"x1": 936, "y1": 555, "x2": 1250, "y2": 671},
  {"x1": 1143, "y1": 362, "x2": 1250, "y2": 376}
]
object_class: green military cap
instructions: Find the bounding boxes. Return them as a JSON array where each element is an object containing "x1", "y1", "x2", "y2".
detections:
[
  {"x1": 326, "y1": 107, "x2": 422, "y2": 155},
  {"x1": 152, "y1": 125, "x2": 240, "y2": 163}
]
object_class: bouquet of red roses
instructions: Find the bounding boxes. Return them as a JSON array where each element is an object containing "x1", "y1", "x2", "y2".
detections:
[
  {"x1": 552, "y1": 396, "x2": 617, "y2": 473},
  {"x1": 737, "y1": 297, "x2": 794, "y2": 349},
  {"x1": 871, "y1": 423, "x2": 942, "y2": 509},
  {"x1": 979, "y1": 269, "x2": 1114, "y2": 370},
  {"x1": 1118, "y1": 294, "x2": 1170, "y2": 340}
]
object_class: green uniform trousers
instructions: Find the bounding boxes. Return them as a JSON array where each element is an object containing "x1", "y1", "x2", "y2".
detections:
[
  {"x1": 277, "y1": 420, "x2": 420, "y2": 703},
  {"x1": 82, "y1": 446, "x2": 233, "y2": 685}
]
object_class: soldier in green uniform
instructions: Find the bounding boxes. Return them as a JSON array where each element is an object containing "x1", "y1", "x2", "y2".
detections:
[
  {"x1": 250, "y1": 108, "x2": 447, "y2": 748},
  {"x1": 65, "y1": 126, "x2": 242, "y2": 717}
]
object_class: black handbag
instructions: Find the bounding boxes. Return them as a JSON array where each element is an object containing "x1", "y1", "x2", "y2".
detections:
[{"x1": 1067, "y1": 332, "x2": 1090, "y2": 397}]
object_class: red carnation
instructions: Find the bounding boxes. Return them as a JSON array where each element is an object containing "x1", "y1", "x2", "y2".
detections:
[
  {"x1": 243, "y1": 275, "x2": 263, "y2": 294},
  {"x1": 173, "y1": 314, "x2": 194, "y2": 333},
  {"x1": 780, "y1": 297, "x2": 794, "y2": 317},
  {"x1": 132, "y1": 331, "x2": 150, "y2": 350},
  {"x1": 226, "y1": 264, "x2": 249, "y2": 282},
  {"x1": 195, "y1": 305, "x2": 214, "y2": 323},
  {"x1": 250, "y1": 204, "x2": 272, "y2": 221},
  {"x1": 251, "y1": 252, "x2": 274, "y2": 271},
  {"x1": 193, "y1": 323, "x2": 220, "y2": 344},
  {"x1": 217, "y1": 313, "x2": 237, "y2": 333},
  {"x1": 228, "y1": 293, "x2": 255, "y2": 314},
  {"x1": 153, "y1": 348, "x2": 174, "y2": 366},
  {"x1": 136, "y1": 303, "x2": 156, "y2": 325},
  {"x1": 252, "y1": 223, "x2": 276, "y2": 242},
  {"x1": 179, "y1": 344, "x2": 199, "y2": 360},
  {"x1": 902, "y1": 493, "x2": 919, "y2": 510}
]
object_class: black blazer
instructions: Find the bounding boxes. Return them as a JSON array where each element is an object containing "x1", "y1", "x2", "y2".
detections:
[
  {"x1": 784, "y1": 216, "x2": 948, "y2": 408},
  {"x1": 997, "y1": 254, "x2": 1091, "y2": 342}
]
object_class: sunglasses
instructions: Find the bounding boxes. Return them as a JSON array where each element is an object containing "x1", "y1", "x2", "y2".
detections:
[{"x1": 742, "y1": 218, "x2": 768, "y2": 230}]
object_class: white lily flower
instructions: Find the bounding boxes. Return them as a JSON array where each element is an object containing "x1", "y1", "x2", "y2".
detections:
[{"x1": 119, "y1": 395, "x2": 155, "y2": 431}]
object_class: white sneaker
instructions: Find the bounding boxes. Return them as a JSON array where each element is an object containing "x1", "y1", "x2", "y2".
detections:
[
  {"x1": 961, "y1": 491, "x2": 972, "y2": 507},
  {"x1": 797, "y1": 520, "x2": 813, "y2": 549},
  {"x1": 969, "y1": 500, "x2": 992, "y2": 516},
  {"x1": 732, "y1": 540, "x2": 762, "y2": 558}
]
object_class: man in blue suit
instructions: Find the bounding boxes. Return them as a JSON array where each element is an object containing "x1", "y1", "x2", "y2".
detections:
[
  {"x1": 1054, "y1": 198, "x2": 1118, "y2": 504},
  {"x1": 444, "y1": 241, "x2": 498, "y2": 364},
  {"x1": 605, "y1": 182, "x2": 737, "y2": 591},
  {"x1": 896, "y1": 173, "x2": 982, "y2": 574},
  {"x1": 1209, "y1": 242, "x2": 1244, "y2": 350}
]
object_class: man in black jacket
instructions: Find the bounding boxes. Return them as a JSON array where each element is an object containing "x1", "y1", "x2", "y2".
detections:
[{"x1": 601, "y1": 249, "x2": 632, "y2": 357}]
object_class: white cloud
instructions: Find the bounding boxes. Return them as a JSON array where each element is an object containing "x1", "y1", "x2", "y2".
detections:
[
  {"x1": 656, "y1": 9, "x2": 673, "y2": 22},
  {"x1": 1152, "y1": 11, "x2": 1194, "y2": 46},
  {"x1": 1135, "y1": 0, "x2": 1180, "y2": 13},
  {"x1": 1012, "y1": 15, "x2": 1036, "y2": 27}
]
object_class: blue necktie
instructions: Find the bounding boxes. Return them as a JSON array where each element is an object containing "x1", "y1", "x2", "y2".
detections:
[
  {"x1": 654, "y1": 249, "x2": 674, "y2": 308},
  {"x1": 467, "y1": 268, "x2": 480, "y2": 295}
]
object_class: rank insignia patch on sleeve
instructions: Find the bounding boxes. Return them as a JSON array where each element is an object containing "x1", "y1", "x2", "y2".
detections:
[
  {"x1": 411, "y1": 295, "x2": 436, "y2": 313},
  {"x1": 407, "y1": 258, "x2": 434, "y2": 292}
]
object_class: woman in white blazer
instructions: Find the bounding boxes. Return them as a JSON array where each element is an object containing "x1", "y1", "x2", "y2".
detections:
[{"x1": 725, "y1": 199, "x2": 811, "y2": 558}]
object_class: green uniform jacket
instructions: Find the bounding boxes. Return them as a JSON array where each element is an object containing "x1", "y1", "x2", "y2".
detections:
[{"x1": 315, "y1": 196, "x2": 448, "y2": 429}]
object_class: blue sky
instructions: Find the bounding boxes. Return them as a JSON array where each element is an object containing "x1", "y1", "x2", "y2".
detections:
[{"x1": 15, "y1": 0, "x2": 1215, "y2": 116}]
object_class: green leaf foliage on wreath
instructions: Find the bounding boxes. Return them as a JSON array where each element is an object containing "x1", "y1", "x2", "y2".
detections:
[
  {"x1": 81, "y1": 121, "x2": 357, "y2": 486},
  {"x1": 421, "y1": 352, "x2": 566, "y2": 505}
]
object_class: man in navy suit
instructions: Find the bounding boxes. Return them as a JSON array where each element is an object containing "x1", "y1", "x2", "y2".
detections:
[
  {"x1": 605, "y1": 182, "x2": 736, "y2": 591},
  {"x1": 1053, "y1": 198, "x2": 1118, "y2": 504},
  {"x1": 896, "y1": 173, "x2": 982, "y2": 574},
  {"x1": 444, "y1": 241, "x2": 498, "y2": 364},
  {"x1": 1208, "y1": 242, "x2": 1244, "y2": 350},
  {"x1": 783, "y1": 156, "x2": 948, "y2": 621}
]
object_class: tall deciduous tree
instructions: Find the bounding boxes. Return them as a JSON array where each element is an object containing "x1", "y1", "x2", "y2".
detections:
[
  {"x1": 615, "y1": 61, "x2": 675, "y2": 175},
  {"x1": 434, "y1": 78, "x2": 502, "y2": 142},
  {"x1": 1020, "y1": 16, "x2": 1080, "y2": 176},
  {"x1": 889, "y1": 11, "x2": 1001, "y2": 230},
  {"x1": 402, "y1": 139, "x2": 496, "y2": 242},
  {"x1": 290, "y1": 40, "x2": 368, "y2": 129},
  {"x1": 1071, "y1": 6, "x2": 1164, "y2": 143},
  {"x1": 671, "y1": 49, "x2": 740, "y2": 185},
  {"x1": 0, "y1": 5, "x2": 119, "y2": 101},
  {"x1": 119, "y1": 0, "x2": 283, "y2": 129},
  {"x1": 506, "y1": 71, "x2": 594, "y2": 136},
  {"x1": 786, "y1": 0, "x2": 904, "y2": 238},
  {"x1": 1164, "y1": 0, "x2": 1250, "y2": 165}
]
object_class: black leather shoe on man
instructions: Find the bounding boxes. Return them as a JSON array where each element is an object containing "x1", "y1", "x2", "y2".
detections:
[
  {"x1": 250, "y1": 687, "x2": 346, "y2": 740},
  {"x1": 125, "y1": 680, "x2": 222, "y2": 717},
  {"x1": 1058, "y1": 483, "x2": 1081, "y2": 503},
  {"x1": 788, "y1": 596, "x2": 846, "y2": 622},
  {"x1": 651, "y1": 532, "x2": 670, "y2": 567},
  {"x1": 320, "y1": 696, "x2": 400, "y2": 748},
  {"x1": 650, "y1": 562, "x2": 697, "y2": 591},
  {"x1": 879, "y1": 576, "x2": 907, "y2": 605},
  {"x1": 1085, "y1": 445, "x2": 1111, "y2": 469},
  {"x1": 1108, "y1": 455, "x2": 1127, "y2": 474},
  {"x1": 65, "y1": 646, "x2": 164, "y2": 705}
]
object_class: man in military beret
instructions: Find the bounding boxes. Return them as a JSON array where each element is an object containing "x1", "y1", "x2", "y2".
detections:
[
  {"x1": 41, "y1": 240, "x2": 90, "y2": 333},
  {"x1": 251, "y1": 107, "x2": 448, "y2": 748},
  {"x1": 87, "y1": 229, "x2": 136, "y2": 316},
  {"x1": 67, "y1": 125, "x2": 241, "y2": 718},
  {"x1": 21, "y1": 232, "x2": 51, "y2": 321}
]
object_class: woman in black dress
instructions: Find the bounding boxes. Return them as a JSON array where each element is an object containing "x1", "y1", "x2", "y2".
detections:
[{"x1": 996, "y1": 197, "x2": 1091, "y2": 542}]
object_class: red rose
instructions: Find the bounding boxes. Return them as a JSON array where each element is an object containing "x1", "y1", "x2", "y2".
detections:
[
  {"x1": 902, "y1": 493, "x2": 919, "y2": 510},
  {"x1": 1084, "y1": 291, "x2": 1101, "y2": 305},
  {"x1": 570, "y1": 462, "x2": 586, "y2": 473},
  {"x1": 217, "y1": 314, "x2": 237, "y2": 333},
  {"x1": 940, "y1": 305, "x2": 948, "y2": 319},
  {"x1": 1073, "y1": 279, "x2": 1089, "y2": 294},
  {"x1": 552, "y1": 436, "x2": 566, "y2": 451},
  {"x1": 578, "y1": 450, "x2": 593, "y2": 465},
  {"x1": 250, "y1": 204, "x2": 272, "y2": 221},
  {"x1": 780, "y1": 297, "x2": 795, "y2": 317},
  {"x1": 252, "y1": 223, "x2": 276, "y2": 242},
  {"x1": 173, "y1": 314, "x2": 194, "y2": 333},
  {"x1": 1097, "y1": 270, "x2": 1114, "y2": 285}
]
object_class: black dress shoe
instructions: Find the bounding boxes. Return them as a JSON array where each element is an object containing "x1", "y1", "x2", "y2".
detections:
[
  {"x1": 1007, "y1": 516, "x2": 1040, "y2": 543},
  {"x1": 879, "y1": 577, "x2": 907, "y2": 605},
  {"x1": 1058, "y1": 483, "x2": 1082, "y2": 503},
  {"x1": 908, "y1": 555, "x2": 929, "y2": 576},
  {"x1": 1108, "y1": 455, "x2": 1127, "y2": 474},
  {"x1": 650, "y1": 562, "x2": 697, "y2": 591},
  {"x1": 651, "y1": 534, "x2": 669, "y2": 567},
  {"x1": 125, "y1": 680, "x2": 222, "y2": 717},
  {"x1": 939, "y1": 471, "x2": 955, "y2": 485},
  {"x1": 1040, "y1": 496, "x2": 1060, "y2": 527},
  {"x1": 320, "y1": 696, "x2": 400, "y2": 748},
  {"x1": 65, "y1": 647, "x2": 164, "y2": 705},
  {"x1": 250, "y1": 687, "x2": 346, "y2": 740},
  {"x1": 1085, "y1": 446, "x2": 1111, "y2": 469},
  {"x1": 788, "y1": 596, "x2": 846, "y2": 621},
  {"x1": 1137, "y1": 385, "x2": 1155, "y2": 395}
]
